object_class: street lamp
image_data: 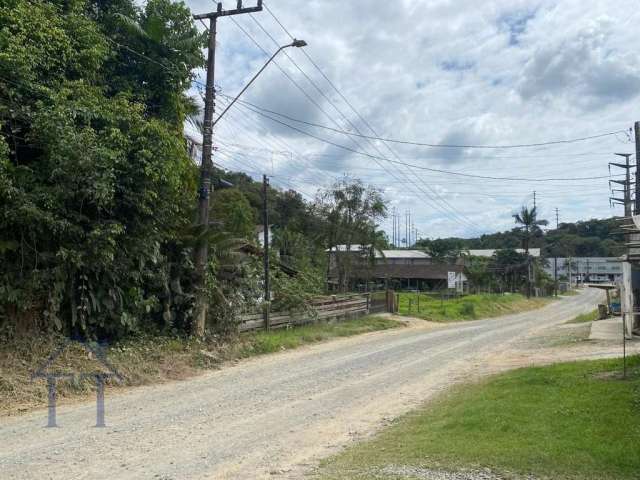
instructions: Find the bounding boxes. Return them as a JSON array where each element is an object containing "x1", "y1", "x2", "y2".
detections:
[{"x1": 212, "y1": 39, "x2": 307, "y2": 127}]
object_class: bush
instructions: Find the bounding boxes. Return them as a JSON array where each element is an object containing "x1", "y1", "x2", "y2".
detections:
[{"x1": 460, "y1": 302, "x2": 476, "y2": 318}]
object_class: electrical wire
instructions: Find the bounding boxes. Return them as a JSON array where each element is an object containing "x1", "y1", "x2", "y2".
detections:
[
  {"x1": 233, "y1": 100, "x2": 623, "y2": 182},
  {"x1": 239, "y1": 14, "x2": 484, "y2": 233}
]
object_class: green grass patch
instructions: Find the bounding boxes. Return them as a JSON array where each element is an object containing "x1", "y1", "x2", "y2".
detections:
[
  {"x1": 0, "y1": 315, "x2": 402, "y2": 417},
  {"x1": 319, "y1": 356, "x2": 640, "y2": 480},
  {"x1": 568, "y1": 309, "x2": 599, "y2": 324},
  {"x1": 560, "y1": 289, "x2": 580, "y2": 296},
  {"x1": 397, "y1": 292, "x2": 551, "y2": 322},
  {"x1": 238, "y1": 315, "x2": 400, "y2": 356}
]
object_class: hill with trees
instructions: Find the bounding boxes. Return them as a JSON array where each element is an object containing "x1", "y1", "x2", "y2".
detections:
[{"x1": 417, "y1": 217, "x2": 624, "y2": 259}]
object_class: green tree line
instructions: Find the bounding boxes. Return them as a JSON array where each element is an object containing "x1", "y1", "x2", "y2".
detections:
[
  {"x1": 417, "y1": 217, "x2": 624, "y2": 259},
  {"x1": 0, "y1": 0, "x2": 388, "y2": 339}
]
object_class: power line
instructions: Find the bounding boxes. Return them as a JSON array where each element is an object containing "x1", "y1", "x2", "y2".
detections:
[
  {"x1": 230, "y1": 16, "x2": 482, "y2": 233},
  {"x1": 232, "y1": 99, "x2": 622, "y2": 182},
  {"x1": 241, "y1": 12, "x2": 483, "y2": 233},
  {"x1": 220, "y1": 94, "x2": 628, "y2": 150},
  {"x1": 262, "y1": 2, "x2": 628, "y2": 151}
]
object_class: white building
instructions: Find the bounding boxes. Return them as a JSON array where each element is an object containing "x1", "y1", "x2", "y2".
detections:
[
  {"x1": 543, "y1": 257, "x2": 623, "y2": 284},
  {"x1": 466, "y1": 248, "x2": 541, "y2": 258}
]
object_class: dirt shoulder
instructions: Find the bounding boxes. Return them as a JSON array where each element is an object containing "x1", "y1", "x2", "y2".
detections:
[
  {"x1": 0, "y1": 314, "x2": 404, "y2": 418},
  {"x1": 0, "y1": 288, "x2": 611, "y2": 480}
]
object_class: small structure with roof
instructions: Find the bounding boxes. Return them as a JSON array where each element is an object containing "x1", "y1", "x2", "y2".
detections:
[{"x1": 326, "y1": 245, "x2": 465, "y2": 291}]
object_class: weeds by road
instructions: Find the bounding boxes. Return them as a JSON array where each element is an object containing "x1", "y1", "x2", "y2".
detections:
[
  {"x1": 397, "y1": 292, "x2": 551, "y2": 322},
  {"x1": 319, "y1": 355, "x2": 640, "y2": 480},
  {"x1": 238, "y1": 315, "x2": 400, "y2": 356},
  {"x1": 0, "y1": 315, "x2": 401, "y2": 417},
  {"x1": 567, "y1": 309, "x2": 599, "y2": 323}
]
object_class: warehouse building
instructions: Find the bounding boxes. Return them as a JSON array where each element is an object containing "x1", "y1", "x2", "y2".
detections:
[{"x1": 543, "y1": 257, "x2": 623, "y2": 284}]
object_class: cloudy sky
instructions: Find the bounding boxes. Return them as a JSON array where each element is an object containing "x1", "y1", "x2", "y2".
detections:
[{"x1": 183, "y1": 0, "x2": 640, "y2": 242}]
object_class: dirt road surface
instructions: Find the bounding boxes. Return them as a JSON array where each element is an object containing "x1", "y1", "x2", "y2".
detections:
[{"x1": 0, "y1": 289, "x2": 619, "y2": 479}]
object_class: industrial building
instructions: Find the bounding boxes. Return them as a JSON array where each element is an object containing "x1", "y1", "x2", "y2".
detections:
[
  {"x1": 543, "y1": 257, "x2": 623, "y2": 284},
  {"x1": 326, "y1": 245, "x2": 465, "y2": 291}
]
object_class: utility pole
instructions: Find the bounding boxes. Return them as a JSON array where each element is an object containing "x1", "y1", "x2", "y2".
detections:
[
  {"x1": 391, "y1": 207, "x2": 394, "y2": 246},
  {"x1": 392, "y1": 207, "x2": 396, "y2": 247},
  {"x1": 404, "y1": 210, "x2": 407, "y2": 248},
  {"x1": 635, "y1": 121, "x2": 640, "y2": 214},
  {"x1": 263, "y1": 174, "x2": 270, "y2": 331},
  {"x1": 554, "y1": 207, "x2": 559, "y2": 296},
  {"x1": 586, "y1": 258, "x2": 590, "y2": 284},
  {"x1": 191, "y1": 1, "x2": 264, "y2": 336},
  {"x1": 533, "y1": 190, "x2": 537, "y2": 210}
]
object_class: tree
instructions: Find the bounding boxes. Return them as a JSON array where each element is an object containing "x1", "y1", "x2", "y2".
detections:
[
  {"x1": 491, "y1": 249, "x2": 528, "y2": 293},
  {"x1": 416, "y1": 237, "x2": 467, "y2": 260},
  {"x1": 513, "y1": 206, "x2": 548, "y2": 254},
  {"x1": 0, "y1": 0, "x2": 204, "y2": 338},
  {"x1": 314, "y1": 178, "x2": 387, "y2": 292},
  {"x1": 210, "y1": 189, "x2": 255, "y2": 240},
  {"x1": 464, "y1": 256, "x2": 491, "y2": 293}
]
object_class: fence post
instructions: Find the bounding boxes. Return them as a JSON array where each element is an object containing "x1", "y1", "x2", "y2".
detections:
[
  {"x1": 365, "y1": 293, "x2": 370, "y2": 313},
  {"x1": 264, "y1": 301, "x2": 270, "y2": 331},
  {"x1": 386, "y1": 289, "x2": 395, "y2": 313}
]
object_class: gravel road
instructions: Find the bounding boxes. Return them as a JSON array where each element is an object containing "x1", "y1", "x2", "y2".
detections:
[{"x1": 0, "y1": 289, "x2": 603, "y2": 479}]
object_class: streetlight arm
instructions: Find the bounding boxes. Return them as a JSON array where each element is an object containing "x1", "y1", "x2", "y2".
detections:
[{"x1": 212, "y1": 40, "x2": 306, "y2": 128}]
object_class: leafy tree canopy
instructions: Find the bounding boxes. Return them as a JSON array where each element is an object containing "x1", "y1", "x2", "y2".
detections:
[{"x1": 0, "y1": 0, "x2": 204, "y2": 337}]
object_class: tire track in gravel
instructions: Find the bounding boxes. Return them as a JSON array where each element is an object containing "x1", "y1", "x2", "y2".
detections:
[{"x1": 0, "y1": 289, "x2": 603, "y2": 480}]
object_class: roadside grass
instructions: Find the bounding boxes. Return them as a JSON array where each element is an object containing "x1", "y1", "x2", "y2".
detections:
[
  {"x1": 319, "y1": 356, "x2": 640, "y2": 480},
  {"x1": 560, "y1": 289, "x2": 580, "y2": 296},
  {"x1": 397, "y1": 292, "x2": 551, "y2": 322},
  {"x1": 568, "y1": 309, "x2": 599, "y2": 324},
  {"x1": 0, "y1": 315, "x2": 401, "y2": 417},
  {"x1": 238, "y1": 315, "x2": 400, "y2": 356}
]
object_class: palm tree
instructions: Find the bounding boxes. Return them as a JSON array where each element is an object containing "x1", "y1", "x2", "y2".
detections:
[
  {"x1": 513, "y1": 206, "x2": 548, "y2": 298},
  {"x1": 513, "y1": 206, "x2": 548, "y2": 254}
]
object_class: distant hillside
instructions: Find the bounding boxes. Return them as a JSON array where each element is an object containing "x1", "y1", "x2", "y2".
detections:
[{"x1": 417, "y1": 217, "x2": 624, "y2": 258}]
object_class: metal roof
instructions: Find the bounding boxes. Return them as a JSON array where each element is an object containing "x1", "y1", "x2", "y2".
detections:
[
  {"x1": 377, "y1": 250, "x2": 431, "y2": 259},
  {"x1": 327, "y1": 246, "x2": 431, "y2": 259},
  {"x1": 467, "y1": 248, "x2": 541, "y2": 258}
]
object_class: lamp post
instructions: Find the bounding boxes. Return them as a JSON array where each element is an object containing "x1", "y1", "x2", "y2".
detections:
[
  {"x1": 191, "y1": 32, "x2": 307, "y2": 336},
  {"x1": 213, "y1": 39, "x2": 307, "y2": 128}
]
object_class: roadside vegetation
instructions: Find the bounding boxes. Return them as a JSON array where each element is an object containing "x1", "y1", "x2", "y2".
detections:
[
  {"x1": 568, "y1": 308, "x2": 599, "y2": 323},
  {"x1": 319, "y1": 356, "x2": 640, "y2": 480},
  {"x1": 239, "y1": 315, "x2": 400, "y2": 356},
  {"x1": 397, "y1": 292, "x2": 551, "y2": 322},
  {"x1": 0, "y1": 315, "x2": 402, "y2": 417}
]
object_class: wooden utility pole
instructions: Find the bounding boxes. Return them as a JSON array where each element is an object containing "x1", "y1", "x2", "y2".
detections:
[
  {"x1": 263, "y1": 174, "x2": 270, "y2": 331},
  {"x1": 191, "y1": 1, "x2": 263, "y2": 336}
]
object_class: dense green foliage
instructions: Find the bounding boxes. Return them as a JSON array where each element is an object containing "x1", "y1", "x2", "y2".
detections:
[
  {"x1": 0, "y1": 1, "x2": 387, "y2": 340},
  {"x1": 0, "y1": 0, "x2": 204, "y2": 337},
  {"x1": 417, "y1": 217, "x2": 624, "y2": 258}
]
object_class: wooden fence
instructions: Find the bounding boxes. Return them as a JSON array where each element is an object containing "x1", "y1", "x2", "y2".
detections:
[{"x1": 238, "y1": 294, "x2": 371, "y2": 332}]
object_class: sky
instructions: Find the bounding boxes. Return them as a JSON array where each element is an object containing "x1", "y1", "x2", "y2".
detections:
[{"x1": 183, "y1": 0, "x2": 640, "y2": 242}]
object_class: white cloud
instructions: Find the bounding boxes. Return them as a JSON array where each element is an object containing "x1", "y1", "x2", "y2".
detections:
[{"x1": 186, "y1": 0, "x2": 639, "y2": 239}]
